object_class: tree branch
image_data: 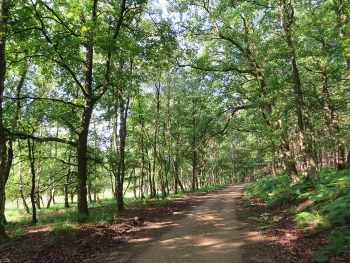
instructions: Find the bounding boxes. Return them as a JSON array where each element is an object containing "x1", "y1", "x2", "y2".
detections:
[
  {"x1": 4, "y1": 96, "x2": 85, "y2": 109},
  {"x1": 4, "y1": 129, "x2": 78, "y2": 147}
]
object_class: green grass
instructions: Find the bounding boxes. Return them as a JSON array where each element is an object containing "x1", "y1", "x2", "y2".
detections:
[
  {"x1": 4, "y1": 183, "x2": 231, "y2": 240},
  {"x1": 4, "y1": 197, "x2": 119, "y2": 239}
]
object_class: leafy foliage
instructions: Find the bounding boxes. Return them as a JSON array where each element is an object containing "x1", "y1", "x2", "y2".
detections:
[{"x1": 244, "y1": 168, "x2": 350, "y2": 260}]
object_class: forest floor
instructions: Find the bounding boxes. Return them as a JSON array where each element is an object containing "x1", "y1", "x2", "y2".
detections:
[{"x1": 1, "y1": 183, "x2": 349, "y2": 263}]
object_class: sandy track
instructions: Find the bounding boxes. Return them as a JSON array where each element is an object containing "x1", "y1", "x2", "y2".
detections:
[{"x1": 129, "y1": 184, "x2": 245, "y2": 263}]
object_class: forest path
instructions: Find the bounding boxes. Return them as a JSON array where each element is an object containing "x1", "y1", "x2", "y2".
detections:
[{"x1": 127, "y1": 184, "x2": 245, "y2": 263}]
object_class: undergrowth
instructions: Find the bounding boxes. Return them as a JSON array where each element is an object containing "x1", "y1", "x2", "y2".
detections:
[{"x1": 243, "y1": 167, "x2": 350, "y2": 262}]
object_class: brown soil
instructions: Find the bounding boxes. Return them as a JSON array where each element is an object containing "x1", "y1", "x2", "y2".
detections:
[
  {"x1": 236, "y1": 196, "x2": 350, "y2": 263},
  {"x1": 1, "y1": 183, "x2": 349, "y2": 263}
]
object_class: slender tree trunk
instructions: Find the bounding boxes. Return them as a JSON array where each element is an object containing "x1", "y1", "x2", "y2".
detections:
[
  {"x1": 139, "y1": 104, "x2": 146, "y2": 199},
  {"x1": 17, "y1": 140, "x2": 29, "y2": 214},
  {"x1": 35, "y1": 161, "x2": 42, "y2": 210},
  {"x1": 28, "y1": 139, "x2": 37, "y2": 224},
  {"x1": 87, "y1": 184, "x2": 92, "y2": 204},
  {"x1": 192, "y1": 100, "x2": 198, "y2": 191},
  {"x1": 174, "y1": 161, "x2": 185, "y2": 192},
  {"x1": 154, "y1": 82, "x2": 167, "y2": 198},
  {"x1": 116, "y1": 85, "x2": 126, "y2": 211},
  {"x1": 109, "y1": 174, "x2": 115, "y2": 201},
  {"x1": 46, "y1": 192, "x2": 52, "y2": 209},
  {"x1": 0, "y1": 0, "x2": 12, "y2": 239},
  {"x1": 114, "y1": 57, "x2": 129, "y2": 212},
  {"x1": 192, "y1": 149, "x2": 197, "y2": 191},
  {"x1": 346, "y1": 151, "x2": 350, "y2": 170},
  {"x1": 15, "y1": 62, "x2": 29, "y2": 214},
  {"x1": 70, "y1": 193, "x2": 74, "y2": 205},
  {"x1": 149, "y1": 159, "x2": 155, "y2": 198},
  {"x1": 64, "y1": 156, "x2": 70, "y2": 208}
]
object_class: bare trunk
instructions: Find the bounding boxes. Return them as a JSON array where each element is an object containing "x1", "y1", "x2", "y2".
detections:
[
  {"x1": 64, "y1": 159, "x2": 70, "y2": 208},
  {"x1": 155, "y1": 83, "x2": 166, "y2": 198},
  {"x1": 70, "y1": 193, "x2": 74, "y2": 205},
  {"x1": 346, "y1": 151, "x2": 350, "y2": 170},
  {"x1": 17, "y1": 140, "x2": 29, "y2": 214},
  {"x1": 77, "y1": 104, "x2": 92, "y2": 215},
  {"x1": 87, "y1": 184, "x2": 92, "y2": 204},
  {"x1": 192, "y1": 100, "x2": 198, "y2": 191},
  {"x1": 192, "y1": 150, "x2": 197, "y2": 191},
  {"x1": 114, "y1": 57, "x2": 130, "y2": 212},
  {"x1": 109, "y1": 175, "x2": 115, "y2": 201},
  {"x1": 149, "y1": 157, "x2": 156, "y2": 199},
  {"x1": 46, "y1": 192, "x2": 52, "y2": 209},
  {"x1": 0, "y1": 0, "x2": 11, "y2": 239},
  {"x1": 28, "y1": 139, "x2": 37, "y2": 224},
  {"x1": 77, "y1": 32, "x2": 94, "y2": 215}
]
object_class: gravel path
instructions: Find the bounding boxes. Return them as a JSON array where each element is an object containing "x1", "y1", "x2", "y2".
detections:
[{"x1": 130, "y1": 184, "x2": 244, "y2": 263}]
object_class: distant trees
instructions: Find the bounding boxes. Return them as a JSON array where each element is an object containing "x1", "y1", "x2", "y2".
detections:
[{"x1": 172, "y1": 0, "x2": 350, "y2": 181}]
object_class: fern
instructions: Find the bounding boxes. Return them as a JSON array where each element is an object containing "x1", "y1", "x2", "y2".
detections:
[
  {"x1": 326, "y1": 192, "x2": 350, "y2": 225},
  {"x1": 313, "y1": 227, "x2": 350, "y2": 262}
]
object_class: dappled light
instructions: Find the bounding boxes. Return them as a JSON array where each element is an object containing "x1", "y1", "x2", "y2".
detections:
[{"x1": 131, "y1": 185, "x2": 244, "y2": 263}]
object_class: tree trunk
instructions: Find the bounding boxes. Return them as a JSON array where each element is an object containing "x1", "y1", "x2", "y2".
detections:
[
  {"x1": 51, "y1": 187, "x2": 55, "y2": 205},
  {"x1": 192, "y1": 100, "x2": 198, "y2": 191},
  {"x1": 75, "y1": 0, "x2": 127, "y2": 214},
  {"x1": 28, "y1": 139, "x2": 37, "y2": 224},
  {"x1": 174, "y1": 161, "x2": 185, "y2": 192},
  {"x1": 64, "y1": 160, "x2": 70, "y2": 208},
  {"x1": 15, "y1": 63, "x2": 29, "y2": 214},
  {"x1": 46, "y1": 191, "x2": 52, "y2": 209},
  {"x1": 35, "y1": 166, "x2": 41, "y2": 210},
  {"x1": 0, "y1": 0, "x2": 12, "y2": 239},
  {"x1": 154, "y1": 81, "x2": 167, "y2": 199},
  {"x1": 76, "y1": 1, "x2": 97, "y2": 215},
  {"x1": 113, "y1": 57, "x2": 129, "y2": 212},
  {"x1": 77, "y1": 101, "x2": 93, "y2": 215},
  {"x1": 281, "y1": 137, "x2": 299, "y2": 182},
  {"x1": 17, "y1": 140, "x2": 29, "y2": 214},
  {"x1": 346, "y1": 151, "x2": 350, "y2": 169},
  {"x1": 278, "y1": 0, "x2": 317, "y2": 181},
  {"x1": 149, "y1": 158, "x2": 156, "y2": 199},
  {"x1": 70, "y1": 193, "x2": 74, "y2": 205},
  {"x1": 192, "y1": 149, "x2": 197, "y2": 191},
  {"x1": 138, "y1": 88, "x2": 146, "y2": 200},
  {"x1": 87, "y1": 184, "x2": 92, "y2": 204},
  {"x1": 333, "y1": 0, "x2": 350, "y2": 83},
  {"x1": 140, "y1": 146, "x2": 145, "y2": 200},
  {"x1": 109, "y1": 174, "x2": 115, "y2": 201}
]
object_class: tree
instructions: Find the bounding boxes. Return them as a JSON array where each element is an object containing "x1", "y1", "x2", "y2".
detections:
[
  {"x1": 26, "y1": 0, "x2": 144, "y2": 215},
  {"x1": 0, "y1": 0, "x2": 14, "y2": 239}
]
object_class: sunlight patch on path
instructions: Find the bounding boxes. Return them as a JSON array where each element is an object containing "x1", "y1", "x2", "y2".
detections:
[{"x1": 130, "y1": 185, "x2": 245, "y2": 263}]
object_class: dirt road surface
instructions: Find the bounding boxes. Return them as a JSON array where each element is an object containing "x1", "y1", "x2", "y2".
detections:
[{"x1": 126, "y1": 184, "x2": 245, "y2": 263}]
